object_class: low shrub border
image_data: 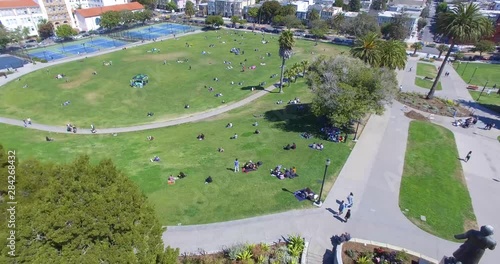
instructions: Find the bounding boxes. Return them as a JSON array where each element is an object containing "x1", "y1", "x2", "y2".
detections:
[{"x1": 336, "y1": 238, "x2": 439, "y2": 264}]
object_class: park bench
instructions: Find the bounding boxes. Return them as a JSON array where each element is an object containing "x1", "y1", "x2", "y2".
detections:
[{"x1": 466, "y1": 85, "x2": 479, "y2": 90}]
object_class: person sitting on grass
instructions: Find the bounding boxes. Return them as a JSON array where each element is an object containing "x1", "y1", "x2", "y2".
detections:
[
  {"x1": 218, "y1": 147, "x2": 224, "y2": 152},
  {"x1": 147, "y1": 136, "x2": 154, "y2": 141},
  {"x1": 231, "y1": 133, "x2": 238, "y2": 139},
  {"x1": 226, "y1": 123, "x2": 233, "y2": 128},
  {"x1": 197, "y1": 133, "x2": 205, "y2": 140},
  {"x1": 291, "y1": 143, "x2": 296, "y2": 150},
  {"x1": 253, "y1": 122, "x2": 258, "y2": 126},
  {"x1": 151, "y1": 156, "x2": 160, "y2": 162},
  {"x1": 147, "y1": 112, "x2": 154, "y2": 117},
  {"x1": 309, "y1": 142, "x2": 317, "y2": 149},
  {"x1": 168, "y1": 175, "x2": 178, "y2": 184},
  {"x1": 254, "y1": 129, "x2": 260, "y2": 134},
  {"x1": 316, "y1": 143, "x2": 324, "y2": 150},
  {"x1": 205, "y1": 176, "x2": 213, "y2": 184},
  {"x1": 46, "y1": 136, "x2": 54, "y2": 142},
  {"x1": 284, "y1": 144, "x2": 291, "y2": 150},
  {"x1": 185, "y1": 104, "x2": 190, "y2": 109},
  {"x1": 178, "y1": 172, "x2": 187, "y2": 178}
]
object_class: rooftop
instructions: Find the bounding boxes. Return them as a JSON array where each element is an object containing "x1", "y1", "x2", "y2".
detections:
[
  {"x1": 75, "y1": 2, "x2": 144, "y2": 18},
  {"x1": 0, "y1": 0, "x2": 39, "y2": 9}
]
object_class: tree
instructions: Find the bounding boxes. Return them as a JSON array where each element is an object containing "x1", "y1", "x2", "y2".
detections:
[
  {"x1": 0, "y1": 151, "x2": 179, "y2": 263},
  {"x1": 185, "y1": 1, "x2": 195, "y2": 18},
  {"x1": 134, "y1": 9, "x2": 153, "y2": 24},
  {"x1": 231, "y1": 16, "x2": 240, "y2": 28},
  {"x1": 279, "y1": 5, "x2": 297, "y2": 17},
  {"x1": 427, "y1": 3, "x2": 493, "y2": 99},
  {"x1": 37, "y1": 19, "x2": 54, "y2": 40},
  {"x1": 205, "y1": 15, "x2": 224, "y2": 28},
  {"x1": 472, "y1": 40, "x2": 496, "y2": 56},
  {"x1": 417, "y1": 18, "x2": 427, "y2": 32},
  {"x1": 310, "y1": 20, "x2": 328, "y2": 41},
  {"x1": 436, "y1": 2, "x2": 448, "y2": 14},
  {"x1": 421, "y1": 7, "x2": 430, "y2": 18},
  {"x1": 0, "y1": 24, "x2": 10, "y2": 49},
  {"x1": 349, "y1": 0, "x2": 361, "y2": 12},
  {"x1": 306, "y1": 55, "x2": 398, "y2": 128},
  {"x1": 100, "y1": 10, "x2": 121, "y2": 29},
  {"x1": 166, "y1": 1, "x2": 178, "y2": 11},
  {"x1": 381, "y1": 13, "x2": 411, "y2": 40},
  {"x1": 308, "y1": 9, "x2": 320, "y2": 21},
  {"x1": 371, "y1": 0, "x2": 385, "y2": 11},
  {"x1": 260, "y1": 1, "x2": 282, "y2": 24},
  {"x1": 328, "y1": 13, "x2": 345, "y2": 31},
  {"x1": 300, "y1": 60, "x2": 309, "y2": 76},
  {"x1": 436, "y1": 44, "x2": 449, "y2": 59},
  {"x1": 340, "y1": 12, "x2": 380, "y2": 37},
  {"x1": 133, "y1": 0, "x2": 156, "y2": 9},
  {"x1": 334, "y1": 0, "x2": 344, "y2": 8},
  {"x1": 350, "y1": 32, "x2": 381, "y2": 66},
  {"x1": 281, "y1": 15, "x2": 302, "y2": 29},
  {"x1": 411, "y1": 42, "x2": 423, "y2": 55},
  {"x1": 120, "y1": 10, "x2": 135, "y2": 25},
  {"x1": 55, "y1": 24, "x2": 77, "y2": 39},
  {"x1": 278, "y1": 30, "x2": 295, "y2": 93},
  {"x1": 248, "y1": 7, "x2": 259, "y2": 22},
  {"x1": 378, "y1": 40, "x2": 407, "y2": 70}
]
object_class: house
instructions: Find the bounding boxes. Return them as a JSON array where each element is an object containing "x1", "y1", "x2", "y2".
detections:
[
  {"x1": 320, "y1": 6, "x2": 342, "y2": 20},
  {"x1": 35, "y1": 0, "x2": 76, "y2": 28},
  {"x1": 288, "y1": 0, "x2": 313, "y2": 20},
  {"x1": 377, "y1": 10, "x2": 419, "y2": 37},
  {"x1": 0, "y1": 0, "x2": 47, "y2": 36},
  {"x1": 207, "y1": 0, "x2": 255, "y2": 18},
  {"x1": 74, "y1": 2, "x2": 143, "y2": 31}
]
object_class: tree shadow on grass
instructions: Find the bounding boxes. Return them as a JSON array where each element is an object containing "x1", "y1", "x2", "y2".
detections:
[
  {"x1": 264, "y1": 103, "x2": 325, "y2": 137},
  {"x1": 240, "y1": 85, "x2": 265, "y2": 91}
]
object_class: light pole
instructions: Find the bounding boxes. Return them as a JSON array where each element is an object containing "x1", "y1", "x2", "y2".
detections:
[
  {"x1": 477, "y1": 81, "x2": 489, "y2": 101},
  {"x1": 314, "y1": 158, "x2": 331, "y2": 207},
  {"x1": 461, "y1": 61, "x2": 469, "y2": 75},
  {"x1": 82, "y1": 43, "x2": 87, "y2": 53},
  {"x1": 468, "y1": 67, "x2": 478, "y2": 84}
]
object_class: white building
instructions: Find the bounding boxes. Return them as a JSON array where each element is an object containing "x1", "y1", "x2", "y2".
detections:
[
  {"x1": 66, "y1": 0, "x2": 131, "y2": 10},
  {"x1": 288, "y1": 0, "x2": 313, "y2": 20},
  {"x1": 320, "y1": 6, "x2": 342, "y2": 20},
  {"x1": 207, "y1": 0, "x2": 255, "y2": 18},
  {"x1": 74, "y1": 2, "x2": 143, "y2": 31},
  {"x1": 342, "y1": 11, "x2": 359, "y2": 21},
  {"x1": 0, "y1": 0, "x2": 47, "y2": 36},
  {"x1": 387, "y1": 4, "x2": 423, "y2": 12},
  {"x1": 378, "y1": 10, "x2": 419, "y2": 34}
]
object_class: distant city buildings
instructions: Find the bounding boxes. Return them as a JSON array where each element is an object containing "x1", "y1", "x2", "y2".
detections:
[
  {"x1": 0, "y1": 0, "x2": 47, "y2": 36},
  {"x1": 74, "y1": 2, "x2": 143, "y2": 31}
]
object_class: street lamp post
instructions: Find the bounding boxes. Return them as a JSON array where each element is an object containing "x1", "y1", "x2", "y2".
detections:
[
  {"x1": 314, "y1": 159, "x2": 331, "y2": 207},
  {"x1": 477, "y1": 81, "x2": 489, "y2": 101},
  {"x1": 461, "y1": 61, "x2": 469, "y2": 75},
  {"x1": 468, "y1": 67, "x2": 478, "y2": 84}
]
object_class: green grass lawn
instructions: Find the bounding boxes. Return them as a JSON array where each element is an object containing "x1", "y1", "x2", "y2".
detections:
[
  {"x1": 416, "y1": 62, "x2": 437, "y2": 77},
  {"x1": 0, "y1": 30, "x2": 348, "y2": 127},
  {"x1": 400, "y1": 121, "x2": 476, "y2": 240},
  {"x1": 454, "y1": 62, "x2": 500, "y2": 87},
  {"x1": 0, "y1": 80, "x2": 353, "y2": 225},
  {"x1": 468, "y1": 90, "x2": 500, "y2": 113},
  {"x1": 414, "y1": 77, "x2": 442, "y2": 90}
]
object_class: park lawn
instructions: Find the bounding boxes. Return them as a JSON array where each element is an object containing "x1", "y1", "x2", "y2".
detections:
[
  {"x1": 416, "y1": 62, "x2": 437, "y2": 77},
  {"x1": 453, "y1": 62, "x2": 500, "y2": 87},
  {"x1": 0, "y1": 30, "x2": 348, "y2": 127},
  {"x1": 468, "y1": 90, "x2": 500, "y2": 114},
  {"x1": 399, "y1": 121, "x2": 477, "y2": 240},
  {"x1": 414, "y1": 77, "x2": 442, "y2": 90},
  {"x1": 0, "y1": 80, "x2": 353, "y2": 225}
]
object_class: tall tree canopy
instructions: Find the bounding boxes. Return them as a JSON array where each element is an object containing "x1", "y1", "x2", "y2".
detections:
[
  {"x1": 349, "y1": 0, "x2": 361, "y2": 12},
  {"x1": 260, "y1": 1, "x2": 282, "y2": 24},
  {"x1": 100, "y1": 11, "x2": 121, "y2": 29},
  {"x1": 472, "y1": 40, "x2": 495, "y2": 56},
  {"x1": 132, "y1": 0, "x2": 156, "y2": 9},
  {"x1": 278, "y1": 30, "x2": 295, "y2": 93},
  {"x1": 0, "y1": 149, "x2": 179, "y2": 263},
  {"x1": 205, "y1": 15, "x2": 224, "y2": 28},
  {"x1": 185, "y1": 1, "x2": 195, "y2": 18},
  {"x1": 55, "y1": 24, "x2": 77, "y2": 39},
  {"x1": 340, "y1": 12, "x2": 380, "y2": 37},
  {"x1": 350, "y1": 33, "x2": 407, "y2": 70},
  {"x1": 37, "y1": 19, "x2": 54, "y2": 39},
  {"x1": 381, "y1": 13, "x2": 411, "y2": 40},
  {"x1": 306, "y1": 56, "x2": 398, "y2": 127},
  {"x1": 428, "y1": 3, "x2": 493, "y2": 98}
]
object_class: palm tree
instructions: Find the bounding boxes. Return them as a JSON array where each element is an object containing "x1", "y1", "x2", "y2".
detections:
[
  {"x1": 350, "y1": 32, "x2": 381, "y2": 67},
  {"x1": 378, "y1": 40, "x2": 407, "y2": 70},
  {"x1": 300, "y1": 60, "x2": 309, "y2": 77},
  {"x1": 427, "y1": 3, "x2": 493, "y2": 99},
  {"x1": 436, "y1": 44, "x2": 449, "y2": 59},
  {"x1": 411, "y1": 42, "x2": 423, "y2": 56},
  {"x1": 278, "y1": 30, "x2": 295, "y2": 93}
]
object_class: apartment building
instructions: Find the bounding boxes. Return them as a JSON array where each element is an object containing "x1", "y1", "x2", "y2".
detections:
[
  {"x1": 35, "y1": 0, "x2": 75, "y2": 27},
  {"x1": 66, "y1": 0, "x2": 130, "y2": 9},
  {"x1": 0, "y1": 0, "x2": 47, "y2": 36}
]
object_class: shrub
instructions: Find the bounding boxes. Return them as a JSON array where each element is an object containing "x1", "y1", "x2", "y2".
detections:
[
  {"x1": 259, "y1": 243, "x2": 270, "y2": 252},
  {"x1": 395, "y1": 250, "x2": 409, "y2": 262},
  {"x1": 287, "y1": 235, "x2": 305, "y2": 258},
  {"x1": 227, "y1": 244, "x2": 246, "y2": 261},
  {"x1": 356, "y1": 255, "x2": 373, "y2": 264},
  {"x1": 236, "y1": 248, "x2": 253, "y2": 261}
]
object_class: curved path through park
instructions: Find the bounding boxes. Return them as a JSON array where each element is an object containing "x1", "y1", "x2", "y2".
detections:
[{"x1": 2, "y1": 41, "x2": 499, "y2": 263}]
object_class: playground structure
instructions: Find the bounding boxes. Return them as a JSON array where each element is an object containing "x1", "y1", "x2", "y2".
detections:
[{"x1": 130, "y1": 74, "x2": 149, "y2": 88}]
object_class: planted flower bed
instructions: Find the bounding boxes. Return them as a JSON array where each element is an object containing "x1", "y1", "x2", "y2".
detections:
[
  {"x1": 396, "y1": 92, "x2": 471, "y2": 117},
  {"x1": 179, "y1": 235, "x2": 306, "y2": 264},
  {"x1": 342, "y1": 242, "x2": 420, "y2": 264}
]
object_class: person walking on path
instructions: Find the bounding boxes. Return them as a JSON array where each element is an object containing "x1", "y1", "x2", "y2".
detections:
[
  {"x1": 344, "y1": 209, "x2": 351, "y2": 223},
  {"x1": 338, "y1": 200, "x2": 345, "y2": 215},
  {"x1": 346, "y1": 193, "x2": 354, "y2": 208},
  {"x1": 234, "y1": 158, "x2": 239, "y2": 172},
  {"x1": 464, "y1": 151, "x2": 472, "y2": 162}
]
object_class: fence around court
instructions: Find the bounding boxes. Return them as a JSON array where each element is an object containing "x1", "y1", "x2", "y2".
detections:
[{"x1": 107, "y1": 22, "x2": 197, "y2": 41}]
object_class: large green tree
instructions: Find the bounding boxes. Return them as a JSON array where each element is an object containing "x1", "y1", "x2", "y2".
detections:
[
  {"x1": 278, "y1": 30, "x2": 295, "y2": 93},
  {"x1": 309, "y1": 20, "x2": 329, "y2": 41},
  {"x1": 411, "y1": 42, "x2": 423, "y2": 55},
  {"x1": 260, "y1": 1, "x2": 281, "y2": 24},
  {"x1": 205, "y1": 15, "x2": 224, "y2": 28},
  {"x1": 427, "y1": 3, "x2": 493, "y2": 99},
  {"x1": 55, "y1": 24, "x2": 77, "y2": 39},
  {"x1": 37, "y1": 19, "x2": 54, "y2": 39},
  {"x1": 134, "y1": 9, "x2": 153, "y2": 24},
  {"x1": 132, "y1": 0, "x2": 156, "y2": 9},
  {"x1": 436, "y1": 2, "x2": 448, "y2": 14},
  {"x1": 381, "y1": 13, "x2": 411, "y2": 40},
  {"x1": 436, "y1": 44, "x2": 449, "y2": 59},
  {"x1": 350, "y1": 32, "x2": 382, "y2": 66},
  {"x1": 327, "y1": 13, "x2": 345, "y2": 31},
  {"x1": 340, "y1": 12, "x2": 380, "y2": 37},
  {"x1": 349, "y1": 0, "x2": 361, "y2": 12},
  {"x1": 185, "y1": 1, "x2": 195, "y2": 18},
  {"x1": 100, "y1": 10, "x2": 121, "y2": 29},
  {"x1": 0, "y1": 149, "x2": 179, "y2": 263},
  {"x1": 472, "y1": 40, "x2": 496, "y2": 56},
  {"x1": 308, "y1": 9, "x2": 320, "y2": 21},
  {"x1": 0, "y1": 25, "x2": 11, "y2": 48},
  {"x1": 417, "y1": 18, "x2": 427, "y2": 32},
  {"x1": 120, "y1": 10, "x2": 136, "y2": 25},
  {"x1": 307, "y1": 55, "x2": 398, "y2": 128},
  {"x1": 378, "y1": 40, "x2": 407, "y2": 70}
]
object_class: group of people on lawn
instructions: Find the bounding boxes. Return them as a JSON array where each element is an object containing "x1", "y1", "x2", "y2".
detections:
[{"x1": 271, "y1": 165, "x2": 298, "y2": 180}]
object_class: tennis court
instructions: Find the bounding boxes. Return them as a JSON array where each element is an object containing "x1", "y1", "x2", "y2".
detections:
[
  {"x1": 122, "y1": 23, "x2": 195, "y2": 40},
  {"x1": 28, "y1": 37, "x2": 127, "y2": 61},
  {"x1": 0, "y1": 55, "x2": 27, "y2": 70}
]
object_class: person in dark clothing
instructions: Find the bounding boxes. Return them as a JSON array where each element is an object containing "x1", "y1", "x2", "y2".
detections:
[
  {"x1": 344, "y1": 209, "x2": 351, "y2": 223},
  {"x1": 205, "y1": 176, "x2": 213, "y2": 184},
  {"x1": 464, "y1": 151, "x2": 472, "y2": 162}
]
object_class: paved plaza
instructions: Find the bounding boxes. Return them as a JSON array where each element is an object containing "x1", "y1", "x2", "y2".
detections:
[{"x1": 1, "y1": 43, "x2": 499, "y2": 263}]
